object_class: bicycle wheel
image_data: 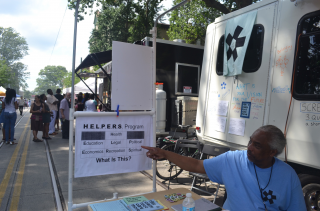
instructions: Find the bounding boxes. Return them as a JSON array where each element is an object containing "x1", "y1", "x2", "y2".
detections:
[{"x1": 156, "y1": 144, "x2": 183, "y2": 180}]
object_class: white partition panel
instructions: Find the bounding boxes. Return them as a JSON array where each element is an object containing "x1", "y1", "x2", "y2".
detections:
[{"x1": 112, "y1": 41, "x2": 153, "y2": 110}]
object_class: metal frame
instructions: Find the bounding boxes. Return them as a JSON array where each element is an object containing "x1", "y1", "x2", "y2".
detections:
[
  {"x1": 75, "y1": 72, "x2": 108, "y2": 110},
  {"x1": 175, "y1": 62, "x2": 200, "y2": 96},
  {"x1": 68, "y1": 0, "x2": 191, "y2": 210},
  {"x1": 143, "y1": 37, "x2": 204, "y2": 50}
]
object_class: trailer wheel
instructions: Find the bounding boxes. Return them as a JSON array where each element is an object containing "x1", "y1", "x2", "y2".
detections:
[{"x1": 299, "y1": 174, "x2": 320, "y2": 211}]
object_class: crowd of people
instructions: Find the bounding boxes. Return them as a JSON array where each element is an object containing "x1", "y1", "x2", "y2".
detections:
[
  {"x1": 0, "y1": 88, "x2": 102, "y2": 144},
  {"x1": 30, "y1": 89, "x2": 70, "y2": 141}
]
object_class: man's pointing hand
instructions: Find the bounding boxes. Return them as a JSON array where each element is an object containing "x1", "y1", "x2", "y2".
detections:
[{"x1": 141, "y1": 146, "x2": 166, "y2": 160}]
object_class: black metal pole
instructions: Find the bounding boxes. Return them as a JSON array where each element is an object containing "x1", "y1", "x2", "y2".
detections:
[{"x1": 95, "y1": 75, "x2": 97, "y2": 99}]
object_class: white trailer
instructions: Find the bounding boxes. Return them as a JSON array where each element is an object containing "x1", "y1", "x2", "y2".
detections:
[{"x1": 196, "y1": 0, "x2": 320, "y2": 209}]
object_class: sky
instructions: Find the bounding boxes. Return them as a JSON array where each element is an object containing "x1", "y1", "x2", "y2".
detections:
[{"x1": 0, "y1": 0, "x2": 173, "y2": 91}]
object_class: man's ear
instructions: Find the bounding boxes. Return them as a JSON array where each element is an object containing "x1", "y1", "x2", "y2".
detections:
[{"x1": 269, "y1": 149, "x2": 277, "y2": 158}]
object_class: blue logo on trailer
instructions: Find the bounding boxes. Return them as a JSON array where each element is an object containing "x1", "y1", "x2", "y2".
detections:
[
  {"x1": 221, "y1": 82, "x2": 227, "y2": 89},
  {"x1": 240, "y1": 102, "x2": 251, "y2": 118}
]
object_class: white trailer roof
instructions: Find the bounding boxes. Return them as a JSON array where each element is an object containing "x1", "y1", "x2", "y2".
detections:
[{"x1": 214, "y1": 0, "x2": 278, "y2": 23}]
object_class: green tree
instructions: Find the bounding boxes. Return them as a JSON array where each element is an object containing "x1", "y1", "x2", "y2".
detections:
[
  {"x1": 10, "y1": 62, "x2": 30, "y2": 90},
  {"x1": 0, "y1": 59, "x2": 13, "y2": 86},
  {"x1": 167, "y1": 0, "x2": 220, "y2": 44},
  {"x1": 89, "y1": 0, "x2": 135, "y2": 52},
  {"x1": 0, "y1": 27, "x2": 29, "y2": 65},
  {"x1": 0, "y1": 27, "x2": 29, "y2": 91},
  {"x1": 62, "y1": 71, "x2": 81, "y2": 88},
  {"x1": 88, "y1": 0, "x2": 163, "y2": 52},
  {"x1": 23, "y1": 89, "x2": 33, "y2": 99},
  {"x1": 34, "y1": 65, "x2": 68, "y2": 94},
  {"x1": 68, "y1": 0, "x2": 260, "y2": 16},
  {"x1": 128, "y1": 0, "x2": 163, "y2": 43}
]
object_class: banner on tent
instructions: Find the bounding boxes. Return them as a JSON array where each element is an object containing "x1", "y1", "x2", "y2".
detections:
[{"x1": 74, "y1": 114, "x2": 152, "y2": 178}]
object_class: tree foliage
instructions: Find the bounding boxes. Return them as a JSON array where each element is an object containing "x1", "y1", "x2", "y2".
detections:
[
  {"x1": 128, "y1": 0, "x2": 163, "y2": 43},
  {"x1": 68, "y1": 0, "x2": 103, "y2": 21},
  {"x1": 62, "y1": 71, "x2": 81, "y2": 88},
  {"x1": 88, "y1": 0, "x2": 163, "y2": 53},
  {"x1": 34, "y1": 65, "x2": 68, "y2": 94},
  {"x1": 167, "y1": 0, "x2": 220, "y2": 44},
  {"x1": 68, "y1": 0, "x2": 260, "y2": 18},
  {"x1": 89, "y1": 0, "x2": 135, "y2": 52},
  {"x1": 10, "y1": 62, "x2": 29, "y2": 90},
  {"x1": 0, "y1": 59, "x2": 13, "y2": 87},
  {"x1": 0, "y1": 27, "x2": 29, "y2": 65},
  {"x1": 23, "y1": 89, "x2": 33, "y2": 99},
  {"x1": 69, "y1": 0, "x2": 261, "y2": 54},
  {"x1": 0, "y1": 27, "x2": 29, "y2": 91}
]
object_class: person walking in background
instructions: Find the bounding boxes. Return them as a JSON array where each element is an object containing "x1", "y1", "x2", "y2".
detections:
[
  {"x1": 2, "y1": 89, "x2": 18, "y2": 142},
  {"x1": 85, "y1": 94, "x2": 97, "y2": 112},
  {"x1": 93, "y1": 95, "x2": 98, "y2": 110},
  {"x1": 11, "y1": 89, "x2": 18, "y2": 122},
  {"x1": 82, "y1": 93, "x2": 89, "y2": 106},
  {"x1": 0, "y1": 98, "x2": 3, "y2": 112},
  {"x1": 59, "y1": 94, "x2": 66, "y2": 127},
  {"x1": 30, "y1": 95, "x2": 44, "y2": 142},
  {"x1": 75, "y1": 94, "x2": 84, "y2": 111},
  {"x1": 40, "y1": 94, "x2": 52, "y2": 140},
  {"x1": 2, "y1": 89, "x2": 18, "y2": 145},
  {"x1": 78, "y1": 92, "x2": 83, "y2": 102},
  {"x1": 0, "y1": 98, "x2": 2, "y2": 130},
  {"x1": 28, "y1": 99, "x2": 31, "y2": 107},
  {"x1": 60, "y1": 92, "x2": 71, "y2": 139},
  {"x1": 2, "y1": 88, "x2": 10, "y2": 141},
  {"x1": 19, "y1": 97, "x2": 24, "y2": 115},
  {"x1": 54, "y1": 89, "x2": 64, "y2": 132},
  {"x1": 46, "y1": 89, "x2": 58, "y2": 136}
]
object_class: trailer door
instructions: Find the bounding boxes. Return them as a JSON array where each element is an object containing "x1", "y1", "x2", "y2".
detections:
[
  {"x1": 226, "y1": 4, "x2": 276, "y2": 146},
  {"x1": 203, "y1": 3, "x2": 277, "y2": 146}
]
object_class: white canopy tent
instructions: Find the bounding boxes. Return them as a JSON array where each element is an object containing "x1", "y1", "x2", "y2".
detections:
[{"x1": 63, "y1": 77, "x2": 103, "y2": 95}]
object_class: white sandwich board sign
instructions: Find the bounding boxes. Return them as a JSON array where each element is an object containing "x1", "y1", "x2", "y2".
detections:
[{"x1": 74, "y1": 114, "x2": 152, "y2": 178}]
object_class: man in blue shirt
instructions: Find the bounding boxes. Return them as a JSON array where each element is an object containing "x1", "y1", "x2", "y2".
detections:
[{"x1": 142, "y1": 125, "x2": 306, "y2": 210}]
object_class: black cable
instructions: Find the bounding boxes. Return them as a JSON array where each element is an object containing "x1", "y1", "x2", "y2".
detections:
[
  {"x1": 253, "y1": 158, "x2": 274, "y2": 211},
  {"x1": 49, "y1": 4, "x2": 68, "y2": 64}
]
